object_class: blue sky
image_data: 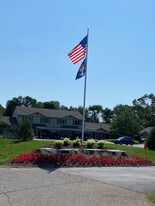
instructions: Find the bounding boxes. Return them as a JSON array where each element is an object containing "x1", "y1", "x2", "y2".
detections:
[{"x1": 1, "y1": 0, "x2": 155, "y2": 109}]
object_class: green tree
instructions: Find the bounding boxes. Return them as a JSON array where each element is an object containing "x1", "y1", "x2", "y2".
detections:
[
  {"x1": 133, "y1": 93, "x2": 155, "y2": 127},
  {"x1": 17, "y1": 120, "x2": 34, "y2": 141},
  {"x1": 60, "y1": 105, "x2": 69, "y2": 110},
  {"x1": 145, "y1": 127, "x2": 155, "y2": 150},
  {"x1": 102, "y1": 108, "x2": 114, "y2": 123},
  {"x1": 43, "y1": 101, "x2": 60, "y2": 109},
  {"x1": 21, "y1": 96, "x2": 37, "y2": 107},
  {"x1": 36, "y1": 101, "x2": 45, "y2": 108},
  {"x1": 0, "y1": 104, "x2": 5, "y2": 118},
  {"x1": 4, "y1": 96, "x2": 37, "y2": 116},
  {"x1": 4, "y1": 97, "x2": 22, "y2": 116},
  {"x1": 111, "y1": 104, "x2": 142, "y2": 137},
  {"x1": 88, "y1": 105, "x2": 103, "y2": 123},
  {"x1": 67, "y1": 106, "x2": 89, "y2": 121}
]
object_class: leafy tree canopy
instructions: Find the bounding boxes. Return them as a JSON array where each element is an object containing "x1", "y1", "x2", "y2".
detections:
[
  {"x1": 133, "y1": 93, "x2": 155, "y2": 127},
  {"x1": 102, "y1": 108, "x2": 114, "y2": 123},
  {"x1": 111, "y1": 104, "x2": 143, "y2": 137},
  {"x1": 0, "y1": 104, "x2": 5, "y2": 118},
  {"x1": 43, "y1": 101, "x2": 60, "y2": 110},
  {"x1": 88, "y1": 105, "x2": 103, "y2": 123},
  {"x1": 4, "y1": 96, "x2": 37, "y2": 116}
]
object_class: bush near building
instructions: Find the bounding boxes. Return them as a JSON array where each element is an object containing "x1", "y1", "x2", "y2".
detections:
[
  {"x1": 145, "y1": 127, "x2": 155, "y2": 150},
  {"x1": 17, "y1": 120, "x2": 34, "y2": 141}
]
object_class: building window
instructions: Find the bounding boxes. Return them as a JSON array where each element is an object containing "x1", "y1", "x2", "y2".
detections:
[
  {"x1": 73, "y1": 120, "x2": 81, "y2": 126},
  {"x1": 57, "y1": 119, "x2": 66, "y2": 125},
  {"x1": 40, "y1": 117, "x2": 50, "y2": 124},
  {"x1": 22, "y1": 116, "x2": 33, "y2": 123}
]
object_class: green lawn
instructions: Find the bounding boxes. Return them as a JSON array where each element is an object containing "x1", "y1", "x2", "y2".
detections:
[
  {"x1": 147, "y1": 193, "x2": 155, "y2": 204},
  {"x1": 0, "y1": 136, "x2": 54, "y2": 164},
  {"x1": 104, "y1": 143, "x2": 155, "y2": 163},
  {"x1": 0, "y1": 136, "x2": 155, "y2": 164}
]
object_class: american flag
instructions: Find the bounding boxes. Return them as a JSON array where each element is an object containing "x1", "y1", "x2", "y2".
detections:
[{"x1": 68, "y1": 35, "x2": 87, "y2": 64}]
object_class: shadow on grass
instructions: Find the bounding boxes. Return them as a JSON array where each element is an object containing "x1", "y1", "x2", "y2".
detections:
[
  {"x1": 10, "y1": 139, "x2": 24, "y2": 144},
  {"x1": 11, "y1": 139, "x2": 35, "y2": 144}
]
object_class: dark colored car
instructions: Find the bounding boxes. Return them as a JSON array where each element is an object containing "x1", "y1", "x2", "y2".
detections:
[
  {"x1": 139, "y1": 136, "x2": 146, "y2": 143},
  {"x1": 113, "y1": 136, "x2": 134, "y2": 145}
]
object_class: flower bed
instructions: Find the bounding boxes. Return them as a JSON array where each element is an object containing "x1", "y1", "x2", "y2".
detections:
[{"x1": 11, "y1": 151, "x2": 152, "y2": 167}]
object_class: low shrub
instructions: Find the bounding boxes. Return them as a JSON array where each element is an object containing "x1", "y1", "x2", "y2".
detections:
[
  {"x1": 72, "y1": 138, "x2": 82, "y2": 147},
  {"x1": 86, "y1": 139, "x2": 96, "y2": 148},
  {"x1": 63, "y1": 138, "x2": 71, "y2": 147},
  {"x1": 54, "y1": 141, "x2": 63, "y2": 149},
  {"x1": 97, "y1": 140, "x2": 105, "y2": 149}
]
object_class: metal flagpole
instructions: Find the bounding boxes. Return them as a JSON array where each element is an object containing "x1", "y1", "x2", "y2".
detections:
[{"x1": 82, "y1": 29, "x2": 89, "y2": 142}]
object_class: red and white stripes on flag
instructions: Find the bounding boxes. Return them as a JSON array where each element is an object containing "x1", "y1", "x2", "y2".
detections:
[{"x1": 68, "y1": 35, "x2": 87, "y2": 64}]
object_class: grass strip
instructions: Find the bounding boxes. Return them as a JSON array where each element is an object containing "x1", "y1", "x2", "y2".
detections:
[
  {"x1": 0, "y1": 136, "x2": 54, "y2": 164},
  {"x1": 104, "y1": 143, "x2": 155, "y2": 163},
  {"x1": 147, "y1": 193, "x2": 155, "y2": 204},
  {"x1": 0, "y1": 136, "x2": 155, "y2": 164}
]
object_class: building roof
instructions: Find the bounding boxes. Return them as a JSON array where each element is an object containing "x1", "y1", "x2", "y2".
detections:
[
  {"x1": 0, "y1": 116, "x2": 17, "y2": 126},
  {"x1": 85, "y1": 122, "x2": 111, "y2": 132},
  {"x1": 139, "y1": 127, "x2": 153, "y2": 134},
  {"x1": 14, "y1": 106, "x2": 83, "y2": 120}
]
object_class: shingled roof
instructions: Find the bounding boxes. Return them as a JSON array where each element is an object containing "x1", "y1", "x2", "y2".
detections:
[
  {"x1": 139, "y1": 127, "x2": 153, "y2": 134},
  {"x1": 0, "y1": 116, "x2": 17, "y2": 126},
  {"x1": 85, "y1": 122, "x2": 111, "y2": 132},
  {"x1": 14, "y1": 106, "x2": 83, "y2": 120}
]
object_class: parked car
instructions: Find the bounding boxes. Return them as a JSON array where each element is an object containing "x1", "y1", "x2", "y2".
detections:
[
  {"x1": 139, "y1": 136, "x2": 146, "y2": 143},
  {"x1": 113, "y1": 136, "x2": 134, "y2": 145}
]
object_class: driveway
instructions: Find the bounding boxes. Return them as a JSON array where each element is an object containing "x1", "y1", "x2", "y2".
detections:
[
  {"x1": 63, "y1": 166, "x2": 155, "y2": 193},
  {"x1": 0, "y1": 166, "x2": 154, "y2": 206},
  {"x1": 104, "y1": 140, "x2": 144, "y2": 148}
]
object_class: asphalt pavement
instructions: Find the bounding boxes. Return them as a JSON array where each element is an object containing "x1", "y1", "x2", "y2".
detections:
[
  {"x1": 104, "y1": 140, "x2": 144, "y2": 148},
  {"x1": 62, "y1": 166, "x2": 155, "y2": 194},
  {"x1": 0, "y1": 166, "x2": 154, "y2": 206}
]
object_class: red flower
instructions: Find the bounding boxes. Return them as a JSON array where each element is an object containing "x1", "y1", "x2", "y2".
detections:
[{"x1": 11, "y1": 152, "x2": 152, "y2": 167}]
